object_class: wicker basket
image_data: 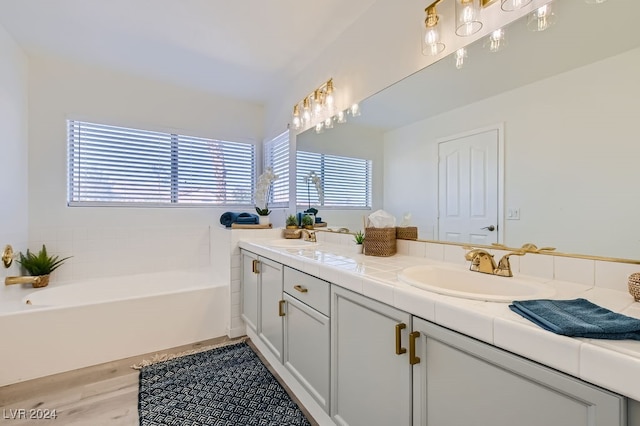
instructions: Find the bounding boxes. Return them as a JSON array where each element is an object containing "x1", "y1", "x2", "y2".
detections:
[
  {"x1": 282, "y1": 228, "x2": 301, "y2": 239},
  {"x1": 628, "y1": 273, "x2": 640, "y2": 302},
  {"x1": 364, "y1": 227, "x2": 397, "y2": 257},
  {"x1": 396, "y1": 226, "x2": 418, "y2": 240}
]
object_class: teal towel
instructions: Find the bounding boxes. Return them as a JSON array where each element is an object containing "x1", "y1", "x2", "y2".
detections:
[{"x1": 509, "y1": 298, "x2": 640, "y2": 340}]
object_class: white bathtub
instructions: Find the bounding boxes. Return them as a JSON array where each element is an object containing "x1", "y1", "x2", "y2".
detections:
[{"x1": 0, "y1": 268, "x2": 229, "y2": 387}]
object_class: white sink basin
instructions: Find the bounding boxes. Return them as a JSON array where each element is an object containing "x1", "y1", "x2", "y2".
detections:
[
  {"x1": 398, "y1": 265, "x2": 555, "y2": 302},
  {"x1": 267, "y1": 239, "x2": 320, "y2": 248}
]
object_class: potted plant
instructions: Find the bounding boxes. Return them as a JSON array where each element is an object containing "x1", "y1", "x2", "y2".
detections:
[
  {"x1": 15, "y1": 245, "x2": 71, "y2": 288},
  {"x1": 255, "y1": 207, "x2": 271, "y2": 225},
  {"x1": 255, "y1": 167, "x2": 278, "y2": 226},
  {"x1": 286, "y1": 214, "x2": 299, "y2": 229},
  {"x1": 301, "y1": 214, "x2": 314, "y2": 229},
  {"x1": 353, "y1": 230, "x2": 365, "y2": 254}
]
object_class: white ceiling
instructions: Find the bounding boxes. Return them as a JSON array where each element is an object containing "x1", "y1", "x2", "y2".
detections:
[{"x1": 0, "y1": 0, "x2": 377, "y2": 104}]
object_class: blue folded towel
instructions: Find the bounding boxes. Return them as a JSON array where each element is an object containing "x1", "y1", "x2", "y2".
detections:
[
  {"x1": 509, "y1": 298, "x2": 640, "y2": 340},
  {"x1": 219, "y1": 212, "x2": 259, "y2": 227}
]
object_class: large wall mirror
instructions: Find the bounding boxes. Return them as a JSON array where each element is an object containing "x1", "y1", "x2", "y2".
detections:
[{"x1": 297, "y1": 0, "x2": 640, "y2": 261}]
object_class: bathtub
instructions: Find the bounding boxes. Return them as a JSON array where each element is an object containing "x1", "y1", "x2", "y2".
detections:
[{"x1": 0, "y1": 268, "x2": 228, "y2": 387}]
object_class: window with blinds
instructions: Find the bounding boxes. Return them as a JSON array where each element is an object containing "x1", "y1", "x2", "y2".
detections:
[
  {"x1": 263, "y1": 131, "x2": 289, "y2": 208},
  {"x1": 296, "y1": 150, "x2": 372, "y2": 209},
  {"x1": 67, "y1": 120, "x2": 255, "y2": 206}
]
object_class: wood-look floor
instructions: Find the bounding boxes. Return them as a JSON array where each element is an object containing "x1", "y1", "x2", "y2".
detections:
[{"x1": 0, "y1": 337, "x2": 317, "y2": 426}]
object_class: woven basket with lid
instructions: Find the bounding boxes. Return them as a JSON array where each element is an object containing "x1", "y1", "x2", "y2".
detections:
[{"x1": 628, "y1": 273, "x2": 640, "y2": 302}]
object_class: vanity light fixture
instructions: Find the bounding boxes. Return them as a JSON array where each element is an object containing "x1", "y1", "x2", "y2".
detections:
[
  {"x1": 527, "y1": 2, "x2": 556, "y2": 32},
  {"x1": 455, "y1": 0, "x2": 483, "y2": 37},
  {"x1": 422, "y1": 1, "x2": 445, "y2": 56},
  {"x1": 291, "y1": 79, "x2": 336, "y2": 131},
  {"x1": 454, "y1": 47, "x2": 468, "y2": 69},
  {"x1": 485, "y1": 28, "x2": 507, "y2": 52},
  {"x1": 500, "y1": 0, "x2": 533, "y2": 12},
  {"x1": 289, "y1": 78, "x2": 362, "y2": 133}
]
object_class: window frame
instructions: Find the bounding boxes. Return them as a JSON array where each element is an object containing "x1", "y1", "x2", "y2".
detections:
[{"x1": 67, "y1": 120, "x2": 257, "y2": 208}]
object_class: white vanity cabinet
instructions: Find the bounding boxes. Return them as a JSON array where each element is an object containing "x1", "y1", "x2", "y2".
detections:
[
  {"x1": 240, "y1": 250, "x2": 284, "y2": 362},
  {"x1": 240, "y1": 250, "x2": 259, "y2": 333},
  {"x1": 331, "y1": 286, "x2": 412, "y2": 426},
  {"x1": 412, "y1": 317, "x2": 627, "y2": 426},
  {"x1": 283, "y1": 267, "x2": 331, "y2": 413}
]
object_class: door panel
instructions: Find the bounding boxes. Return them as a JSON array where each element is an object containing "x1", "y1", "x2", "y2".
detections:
[{"x1": 439, "y1": 128, "x2": 499, "y2": 245}]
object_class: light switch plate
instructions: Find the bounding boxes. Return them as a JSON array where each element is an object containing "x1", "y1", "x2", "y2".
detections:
[{"x1": 507, "y1": 208, "x2": 520, "y2": 220}]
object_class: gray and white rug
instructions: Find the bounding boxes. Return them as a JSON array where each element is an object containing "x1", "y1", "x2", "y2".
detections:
[{"x1": 138, "y1": 341, "x2": 312, "y2": 426}]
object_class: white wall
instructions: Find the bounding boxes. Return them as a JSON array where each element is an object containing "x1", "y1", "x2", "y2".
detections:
[
  {"x1": 27, "y1": 54, "x2": 265, "y2": 281},
  {"x1": 384, "y1": 47, "x2": 640, "y2": 258},
  {"x1": 296, "y1": 123, "x2": 384, "y2": 231},
  {"x1": 0, "y1": 24, "x2": 29, "y2": 294}
]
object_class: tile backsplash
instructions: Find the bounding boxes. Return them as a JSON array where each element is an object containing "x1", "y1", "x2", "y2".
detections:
[{"x1": 28, "y1": 225, "x2": 211, "y2": 281}]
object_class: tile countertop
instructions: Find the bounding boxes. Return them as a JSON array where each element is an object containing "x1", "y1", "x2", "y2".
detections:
[{"x1": 239, "y1": 238, "x2": 640, "y2": 402}]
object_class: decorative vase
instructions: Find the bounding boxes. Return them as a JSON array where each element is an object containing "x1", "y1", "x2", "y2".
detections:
[
  {"x1": 259, "y1": 215, "x2": 270, "y2": 226},
  {"x1": 353, "y1": 244, "x2": 363, "y2": 254}
]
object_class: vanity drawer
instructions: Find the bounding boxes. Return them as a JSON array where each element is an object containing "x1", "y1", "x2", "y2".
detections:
[{"x1": 284, "y1": 267, "x2": 330, "y2": 316}]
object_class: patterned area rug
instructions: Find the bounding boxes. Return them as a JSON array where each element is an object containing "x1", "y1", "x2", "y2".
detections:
[{"x1": 138, "y1": 341, "x2": 312, "y2": 426}]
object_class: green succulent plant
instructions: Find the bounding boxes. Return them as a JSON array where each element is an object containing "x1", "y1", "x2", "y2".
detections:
[
  {"x1": 255, "y1": 207, "x2": 271, "y2": 216},
  {"x1": 354, "y1": 230, "x2": 365, "y2": 244},
  {"x1": 286, "y1": 215, "x2": 298, "y2": 227},
  {"x1": 17, "y1": 245, "x2": 71, "y2": 276},
  {"x1": 301, "y1": 215, "x2": 314, "y2": 227}
]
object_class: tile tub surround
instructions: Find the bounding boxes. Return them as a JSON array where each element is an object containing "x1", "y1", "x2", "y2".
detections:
[{"x1": 239, "y1": 236, "x2": 640, "y2": 402}]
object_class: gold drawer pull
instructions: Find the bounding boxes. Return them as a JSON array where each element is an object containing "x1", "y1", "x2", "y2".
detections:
[
  {"x1": 278, "y1": 300, "x2": 286, "y2": 317},
  {"x1": 293, "y1": 285, "x2": 308, "y2": 293},
  {"x1": 395, "y1": 323, "x2": 407, "y2": 355},
  {"x1": 409, "y1": 331, "x2": 421, "y2": 365},
  {"x1": 252, "y1": 259, "x2": 260, "y2": 274}
]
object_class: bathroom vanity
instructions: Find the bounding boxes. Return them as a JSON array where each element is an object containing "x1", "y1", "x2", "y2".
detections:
[{"x1": 239, "y1": 238, "x2": 640, "y2": 426}]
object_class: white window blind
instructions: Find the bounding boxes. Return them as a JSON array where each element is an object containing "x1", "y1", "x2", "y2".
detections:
[
  {"x1": 296, "y1": 150, "x2": 372, "y2": 208},
  {"x1": 67, "y1": 120, "x2": 255, "y2": 206},
  {"x1": 264, "y1": 130, "x2": 289, "y2": 208}
]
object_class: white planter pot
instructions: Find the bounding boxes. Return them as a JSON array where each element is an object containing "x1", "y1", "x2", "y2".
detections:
[
  {"x1": 259, "y1": 215, "x2": 270, "y2": 225},
  {"x1": 353, "y1": 244, "x2": 363, "y2": 254}
]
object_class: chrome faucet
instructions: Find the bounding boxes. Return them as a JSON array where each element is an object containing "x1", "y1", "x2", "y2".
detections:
[{"x1": 464, "y1": 248, "x2": 525, "y2": 277}]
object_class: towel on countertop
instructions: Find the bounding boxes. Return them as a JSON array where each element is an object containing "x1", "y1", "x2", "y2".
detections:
[
  {"x1": 509, "y1": 298, "x2": 640, "y2": 340},
  {"x1": 219, "y1": 212, "x2": 259, "y2": 227}
]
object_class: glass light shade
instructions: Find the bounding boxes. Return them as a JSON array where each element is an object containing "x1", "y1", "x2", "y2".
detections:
[
  {"x1": 314, "y1": 122, "x2": 324, "y2": 134},
  {"x1": 324, "y1": 117, "x2": 334, "y2": 129},
  {"x1": 423, "y1": 27, "x2": 445, "y2": 56},
  {"x1": 455, "y1": 0, "x2": 482, "y2": 37},
  {"x1": 292, "y1": 115, "x2": 301, "y2": 130},
  {"x1": 501, "y1": 0, "x2": 533, "y2": 11},
  {"x1": 336, "y1": 110, "x2": 347, "y2": 124},
  {"x1": 527, "y1": 3, "x2": 556, "y2": 32},
  {"x1": 485, "y1": 28, "x2": 506, "y2": 52},
  {"x1": 455, "y1": 48, "x2": 467, "y2": 70},
  {"x1": 584, "y1": 0, "x2": 607, "y2": 3},
  {"x1": 291, "y1": 105, "x2": 302, "y2": 130},
  {"x1": 350, "y1": 103, "x2": 361, "y2": 117}
]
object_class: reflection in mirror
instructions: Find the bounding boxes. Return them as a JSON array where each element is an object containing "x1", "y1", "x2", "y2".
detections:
[{"x1": 297, "y1": 0, "x2": 640, "y2": 260}]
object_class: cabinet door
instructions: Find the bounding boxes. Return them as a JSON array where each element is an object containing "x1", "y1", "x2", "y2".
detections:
[
  {"x1": 412, "y1": 317, "x2": 626, "y2": 426},
  {"x1": 283, "y1": 293, "x2": 330, "y2": 413},
  {"x1": 331, "y1": 286, "x2": 412, "y2": 426},
  {"x1": 240, "y1": 250, "x2": 259, "y2": 333},
  {"x1": 258, "y1": 257, "x2": 284, "y2": 363}
]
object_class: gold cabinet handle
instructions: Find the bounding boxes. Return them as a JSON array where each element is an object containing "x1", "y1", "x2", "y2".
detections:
[
  {"x1": 409, "y1": 331, "x2": 421, "y2": 365},
  {"x1": 395, "y1": 323, "x2": 407, "y2": 355},
  {"x1": 278, "y1": 300, "x2": 286, "y2": 317},
  {"x1": 252, "y1": 259, "x2": 260, "y2": 274},
  {"x1": 293, "y1": 285, "x2": 308, "y2": 293}
]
